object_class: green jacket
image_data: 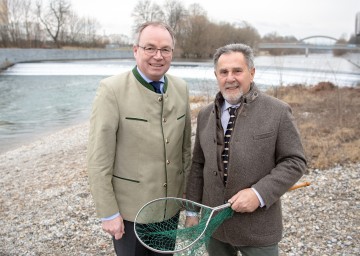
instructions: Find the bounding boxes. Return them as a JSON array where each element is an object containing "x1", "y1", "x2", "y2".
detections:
[{"x1": 87, "y1": 68, "x2": 192, "y2": 221}]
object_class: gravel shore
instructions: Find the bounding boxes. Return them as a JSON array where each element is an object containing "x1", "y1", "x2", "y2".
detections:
[{"x1": 0, "y1": 122, "x2": 359, "y2": 255}]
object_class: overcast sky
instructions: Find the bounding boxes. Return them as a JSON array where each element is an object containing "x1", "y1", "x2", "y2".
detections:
[{"x1": 71, "y1": 0, "x2": 360, "y2": 41}]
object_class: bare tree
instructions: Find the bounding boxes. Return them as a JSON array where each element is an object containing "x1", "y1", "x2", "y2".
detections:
[
  {"x1": 22, "y1": 0, "x2": 35, "y2": 47},
  {"x1": 66, "y1": 11, "x2": 84, "y2": 44},
  {"x1": 163, "y1": 0, "x2": 186, "y2": 33},
  {"x1": 0, "y1": 0, "x2": 35, "y2": 47},
  {"x1": 36, "y1": 0, "x2": 71, "y2": 48},
  {"x1": 187, "y1": 3, "x2": 207, "y2": 17},
  {"x1": 178, "y1": 16, "x2": 211, "y2": 58},
  {"x1": 0, "y1": 0, "x2": 10, "y2": 46},
  {"x1": 82, "y1": 17, "x2": 101, "y2": 47},
  {"x1": 177, "y1": 4, "x2": 211, "y2": 58},
  {"x1": 131, "y1": 0, "x2": 164, "y2": 33},
  {"x1": 66, "y1": 12, "x2": 101, "y2": 47}
]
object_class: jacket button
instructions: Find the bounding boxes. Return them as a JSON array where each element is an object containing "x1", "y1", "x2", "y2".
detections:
[
  {"x1": 163, "y1": 118, "x2": 167, "y2": 123},
  {"x1": 166, "y1": 160, "x2": 170, "y2": 164},
  {"x1": 165, "y1": 138, "x2": 169, "y2": 144},
  {"x1": 158, "y1": 97, "x2": 163, "y2": 102},
  {"x1": 213, "y1": 171, "x2": 217, "y2": 176},
  {"x1": 163, "y1": 183, "x2": 167, "y2": 187}
]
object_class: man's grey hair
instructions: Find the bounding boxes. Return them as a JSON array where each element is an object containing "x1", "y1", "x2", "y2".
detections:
[
  {"x1": 213, "y1": 43, "x2": 255, "y2": 70},
  {"x1": 134, "y1": 21, "x2": 176, "y2": 48}
]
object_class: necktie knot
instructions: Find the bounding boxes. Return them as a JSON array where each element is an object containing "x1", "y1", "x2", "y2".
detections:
[
  {"x1": 228, "y1": 107, "x2": 237, "y2": 116},
  {"x1": 150, "y1": 81, "x2": 162, "y2": 94}
]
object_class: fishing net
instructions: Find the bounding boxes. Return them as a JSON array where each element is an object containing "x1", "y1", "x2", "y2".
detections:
[
  {"x1": 134, "y1": 182, "x2": 310, "y2": 254},
  {"x1": 134, "y1": 197, "x2": 234, "y2": 255}
]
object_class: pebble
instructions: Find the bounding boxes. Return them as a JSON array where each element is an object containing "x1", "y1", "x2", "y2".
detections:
[{"x1": 0, "y1": 122, "x2": 359, "y2": 255}]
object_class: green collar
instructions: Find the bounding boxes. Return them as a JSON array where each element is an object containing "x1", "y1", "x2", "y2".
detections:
[{"x1": 132, "y1": 66, "x2": 168, "y2": 93}]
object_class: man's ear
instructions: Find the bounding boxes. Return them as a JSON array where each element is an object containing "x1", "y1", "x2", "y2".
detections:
[{"x1": 250, "y1": 68, "x2": 256, "y2": 81}]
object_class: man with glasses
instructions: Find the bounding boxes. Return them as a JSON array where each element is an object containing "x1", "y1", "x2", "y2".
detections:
[{"x1": 87, "y1": 21, "x2": 192, "y2": 255}]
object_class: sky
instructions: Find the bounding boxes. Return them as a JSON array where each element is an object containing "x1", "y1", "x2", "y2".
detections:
[{"x1": 71, "y1": 0, "x2": 360, "y2": 41}]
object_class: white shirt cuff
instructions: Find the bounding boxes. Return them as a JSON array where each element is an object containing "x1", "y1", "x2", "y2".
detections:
[
  {"x1": 185, "y1": 211, "x2": 199, "y2": 217},
  {"x1": 101, "y1": 212, "x2": 120, "y2": 221},
  {"x1": 251, "y1": 187, "x2": 265, "y2": 208}
]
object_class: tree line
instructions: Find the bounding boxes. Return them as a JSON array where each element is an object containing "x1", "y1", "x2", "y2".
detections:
[
  {"x1": 0, "y1": 0, "x2": 357, "y2": 58},
  {"x1": 0, "y1": 0, "x2": 108, "y2": 48}
]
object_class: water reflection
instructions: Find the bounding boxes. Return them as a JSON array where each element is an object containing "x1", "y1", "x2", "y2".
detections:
[
  {"x1": 0, "y1": 75, "x2": 102, "y2": 153},
  {"x1": 0, "y1": 54, "x2": 359, "y2": 153}
]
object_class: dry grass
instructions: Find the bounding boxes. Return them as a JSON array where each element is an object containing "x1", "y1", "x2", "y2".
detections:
[
  {"x1": 190, "y1": 82, "x2": 360, "y2": 170},
  {"x1": 269, "y1": 83, "x2": 360, "y2": 169}
]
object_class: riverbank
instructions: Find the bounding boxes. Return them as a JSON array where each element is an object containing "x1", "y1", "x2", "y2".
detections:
[
  {"x1": 1, "y1": 85, "x2": 359, "y2": 255},
  {"x1": 0, "y1": 122, "x2": 358, "y2": 255}
]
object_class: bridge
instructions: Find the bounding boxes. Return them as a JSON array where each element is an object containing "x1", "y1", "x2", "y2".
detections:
[{"x1": 258, "y1": 35, "x2": 360, "y2": 56}]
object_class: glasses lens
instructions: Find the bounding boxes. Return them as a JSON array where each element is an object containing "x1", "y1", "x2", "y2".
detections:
[
  {"x1": 161, "y1": 48, "x2": 172, "y2": 56},
  {"x1": 144, "y1": 47, "x2": 156, "y2": 55},
  {"x1": 141, "y1": 46, "x2": 172, "y2": 56}
]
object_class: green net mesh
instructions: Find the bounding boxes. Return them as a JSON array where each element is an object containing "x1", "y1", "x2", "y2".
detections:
[{"x1": 134, "y1": 198, "x2": 234, "y2": 255}]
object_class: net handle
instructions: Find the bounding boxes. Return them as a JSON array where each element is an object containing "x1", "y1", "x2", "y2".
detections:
[{"x1": 288, "y1": 181, "x2": 311, "y2": 191}]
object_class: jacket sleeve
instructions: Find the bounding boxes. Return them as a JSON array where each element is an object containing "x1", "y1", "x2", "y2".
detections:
[
  {"x1": 186, "y1": 108, "x2": 205, "y2": 204},
  {"x1": 182, "y1": 86, "x2": 192, "y2": 193},
  {"x1": 252, "y1": 104, "x2": 307, "y2": 208},
  {"x1": 87, "y1": 82, "x2": 120, "y2": 218}
]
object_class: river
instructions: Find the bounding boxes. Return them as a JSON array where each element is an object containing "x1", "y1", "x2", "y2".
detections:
[{"x1": 0, "y1": 53, "x2": 359, "y2": 153}]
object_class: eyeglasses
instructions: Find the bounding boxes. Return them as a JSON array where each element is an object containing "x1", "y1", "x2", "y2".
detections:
[{"x1": 138, "y1": 45, "x2": 173, "y2": 57}]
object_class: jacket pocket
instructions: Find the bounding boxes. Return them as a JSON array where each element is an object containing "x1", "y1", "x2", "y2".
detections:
[
  {"x1": 253, "y1": 129, "x2": 275, "y2": 140},
  {"x1": 177, "y1": 114, "x2": 185, "y2": 120},
  {"x1": 113, "y1": 175, "x2": 140, "y2": 183},
  {"x1": 125, "y1": 117, "x2": 148, "y2": 122}
]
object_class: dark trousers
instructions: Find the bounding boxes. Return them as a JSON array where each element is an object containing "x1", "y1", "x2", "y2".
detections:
[
  {"x1": 113, "y1": 219, "x2": 176, "y2": 256},
  {"x1": 207, "y1": 237, "x2": 279, "y2": 256}
]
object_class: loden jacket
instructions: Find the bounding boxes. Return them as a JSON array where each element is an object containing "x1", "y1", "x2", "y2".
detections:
[{"x1": 87, "y1": 67, "x2": 192, "y2": 221}]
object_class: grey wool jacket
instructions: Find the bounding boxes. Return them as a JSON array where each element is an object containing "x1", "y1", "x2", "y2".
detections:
[{"x1": 186, "y1": 84, "x2": 307, "y2": 246}]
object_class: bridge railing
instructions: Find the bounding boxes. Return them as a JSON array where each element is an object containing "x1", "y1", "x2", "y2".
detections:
[{"x1": 257, "y1": 43, "x2": 360, "y2": 50}]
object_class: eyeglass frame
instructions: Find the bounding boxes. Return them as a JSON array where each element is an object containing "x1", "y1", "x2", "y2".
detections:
[{"x1": 137, "y1": 45, "x2": 174, "y2": 57}]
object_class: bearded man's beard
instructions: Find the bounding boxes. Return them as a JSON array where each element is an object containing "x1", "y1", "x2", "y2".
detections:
[{"x1": 222, "y1": 83, "x2": 244, "y2": 105}]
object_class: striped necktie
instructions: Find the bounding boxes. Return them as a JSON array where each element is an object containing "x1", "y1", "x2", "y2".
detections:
[
  {"x1": 222, "y1": 107, "x2": 237, "y2": 185},
  {"x1": 150, "y1": 81, "x2": 162, "y2": 94}
]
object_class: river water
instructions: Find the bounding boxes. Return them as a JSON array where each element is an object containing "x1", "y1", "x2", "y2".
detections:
[{"x1": 0, "y1": 54, "x2": 359, "y2": 153}]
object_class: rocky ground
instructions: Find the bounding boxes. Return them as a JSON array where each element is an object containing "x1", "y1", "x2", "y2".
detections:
[{"x1": 0, "y1": 122, "x2": 358, "y2": 255}]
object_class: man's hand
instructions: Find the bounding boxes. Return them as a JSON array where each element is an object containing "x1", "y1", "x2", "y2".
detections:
[
  {"x1": 185, "y1": 216, "x2": 199, "y2": 228},
  {"x1": 228, "y1": 188, "x2": 260, "y2": 213},
  {"x1": 102, "y1": 215, "x2": 125, "y2": 240}
]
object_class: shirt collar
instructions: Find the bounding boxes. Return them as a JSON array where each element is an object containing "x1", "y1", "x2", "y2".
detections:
[
  {"x1": 136, "y1": 67, "x2": 165, "y2": 84},
  {"x1": 221, "y1": 100, "x2": 241, "y2": 114}
]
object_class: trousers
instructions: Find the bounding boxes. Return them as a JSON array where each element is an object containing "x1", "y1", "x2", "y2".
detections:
[
  {"x1": 207, "y1": 237, "x2": 279, "y2": 256},
  {"x1": 113, "y1": 215, "x2": 179, "y2": 256}
]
